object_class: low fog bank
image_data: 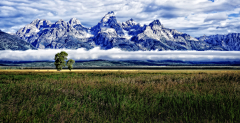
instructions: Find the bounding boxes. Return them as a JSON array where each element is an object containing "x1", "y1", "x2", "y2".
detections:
[{"x1": 0, "y1": 47, "x2": 240, "y2": 62}]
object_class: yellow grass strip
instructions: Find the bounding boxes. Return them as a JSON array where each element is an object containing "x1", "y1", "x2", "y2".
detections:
[{"x1": 0, "y1": 69, "x2": 240, "y2": 74}]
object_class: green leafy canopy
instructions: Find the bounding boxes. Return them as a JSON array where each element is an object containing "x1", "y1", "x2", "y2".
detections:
[{"x1": 54, "y1": 51, "x2": 75, "y2": 71}]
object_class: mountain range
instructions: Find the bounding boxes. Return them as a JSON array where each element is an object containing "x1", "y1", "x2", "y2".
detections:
[
  {"x1": 0, "y1": 29, "x2": 37, "y2": 50},
  {"x1": 1, "y1": 11, "x2": 240, "y2": 51}
]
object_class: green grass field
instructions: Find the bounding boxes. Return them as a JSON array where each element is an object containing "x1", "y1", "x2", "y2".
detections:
[{"x1": 0, "y1": 70, "x2": 240, "y2": 122}]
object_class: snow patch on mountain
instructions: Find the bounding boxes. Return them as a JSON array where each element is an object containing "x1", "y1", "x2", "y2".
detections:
[
  {"x1": 101, "y1": 27, "x2": 116, "y2": 33},
  {"x1": 190, "y1": 37, "x2": 198, "y2": 41}
]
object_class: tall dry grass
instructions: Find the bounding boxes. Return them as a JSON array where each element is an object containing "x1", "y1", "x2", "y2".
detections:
[{"x1": 0, "y1": 70, "x2": 240, "y2": 122}]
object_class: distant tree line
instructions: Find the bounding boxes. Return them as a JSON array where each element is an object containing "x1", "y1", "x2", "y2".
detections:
[{"x1": 54, "y1": 51, "x2": 75, "y2": 71}]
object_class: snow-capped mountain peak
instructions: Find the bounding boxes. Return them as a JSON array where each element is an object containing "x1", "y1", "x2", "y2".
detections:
[
  {"x1": 149, "y1": 19, "x2": 164, "y2": 31},
  {"x1": 30, "y1": 19, "x2": 41, "y2": 25},
  {"x1": 101, "y1": 11, "x2": 116, "y2": 23},
  {"x1": 122, "y1": 18, "x2": 141, "y2": 32},
  {"x1": 149, "y1": 19, "x2": 162, "y2": 26},
  {"x1": 30, "y1": 19, "x2": 51, "y2": 29},
  {"x1": 53, "y1": 19, "x2": 67, "y2": 28},
  {"x1": 68, "y1": 18, "x2": 81, "y2": 27},
  {"x1": 126, "y1": 18, "x2": 137, "y2": 26},
  {"x1": 55, "y1": 19, "x2": 65, "y2": 24},
  {"x1": 90, "y1": 11, "x2": 125, "y2": 36}
]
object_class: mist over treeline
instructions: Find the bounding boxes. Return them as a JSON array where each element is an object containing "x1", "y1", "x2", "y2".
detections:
[{"x1": 0, "y1": 47, "x2": 240, "y2": 63}]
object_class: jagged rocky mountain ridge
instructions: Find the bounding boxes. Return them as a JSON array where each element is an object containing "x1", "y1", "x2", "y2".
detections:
[
  {"x1": 15, "y1": 11, "x2": 240, "y2": 51},
  {"x1": 197, "y1": 34, "x2": 240, "y2": 51},
  {"x1": 0, "y1": 29, "x2": 37, "y2": 50}
]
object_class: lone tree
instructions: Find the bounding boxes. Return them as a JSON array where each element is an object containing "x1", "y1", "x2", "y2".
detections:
[
  {"x1": 54, "y1": 51, "x2": 68, "y2": 71},
  {"x1": 67, "y1": 59, "x2": 75, "y2": 71}
]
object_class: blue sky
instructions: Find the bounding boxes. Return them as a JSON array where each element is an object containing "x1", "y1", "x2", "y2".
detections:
[{"x1": 1, "y1": 0, "x2": 240, "y2": 37}]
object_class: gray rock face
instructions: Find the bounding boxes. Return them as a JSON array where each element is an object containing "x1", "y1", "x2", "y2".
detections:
[
  {"x1": 16, "y1": 18, "x2": 95, "y2": 50},
  {"x1": 0, "y1": 30, "x2": 37, "y2": 50},
  {"x1": 15, "y1": 11, "x2": 240, "y2": 51},
  {"x1": 129, "y1": 19, "x2": 201, "y2": 51},
  {"x1": 121, "y1": 18, "x2": 141, "y2": 31},
  {"x1": 196, "y1": 33, "x2": 240, "y2": 51},
  {"x1": 91, "y1": 11, "x2": 125, "y2": 36}
]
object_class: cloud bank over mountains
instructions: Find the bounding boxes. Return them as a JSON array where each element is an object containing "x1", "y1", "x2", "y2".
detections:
[
  {"x1": 0, "y1": 47, "x2": 239, "y2": 62},
  {"x1": 1, "y1": 0, "x2": 240, "y2": 37}
]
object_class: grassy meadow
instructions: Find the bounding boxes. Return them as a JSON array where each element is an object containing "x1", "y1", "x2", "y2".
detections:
[{"x1": 0, "y1": 69, "x2": 240, "y2": 122}]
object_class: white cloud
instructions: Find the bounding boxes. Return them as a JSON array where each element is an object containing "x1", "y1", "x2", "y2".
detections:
[
  {"x1": 204, "y1": 13, "x2": 228, "y2": 22},
  {"x1": 0, "y1": 47, "x2": 239, "y2": 62}
]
